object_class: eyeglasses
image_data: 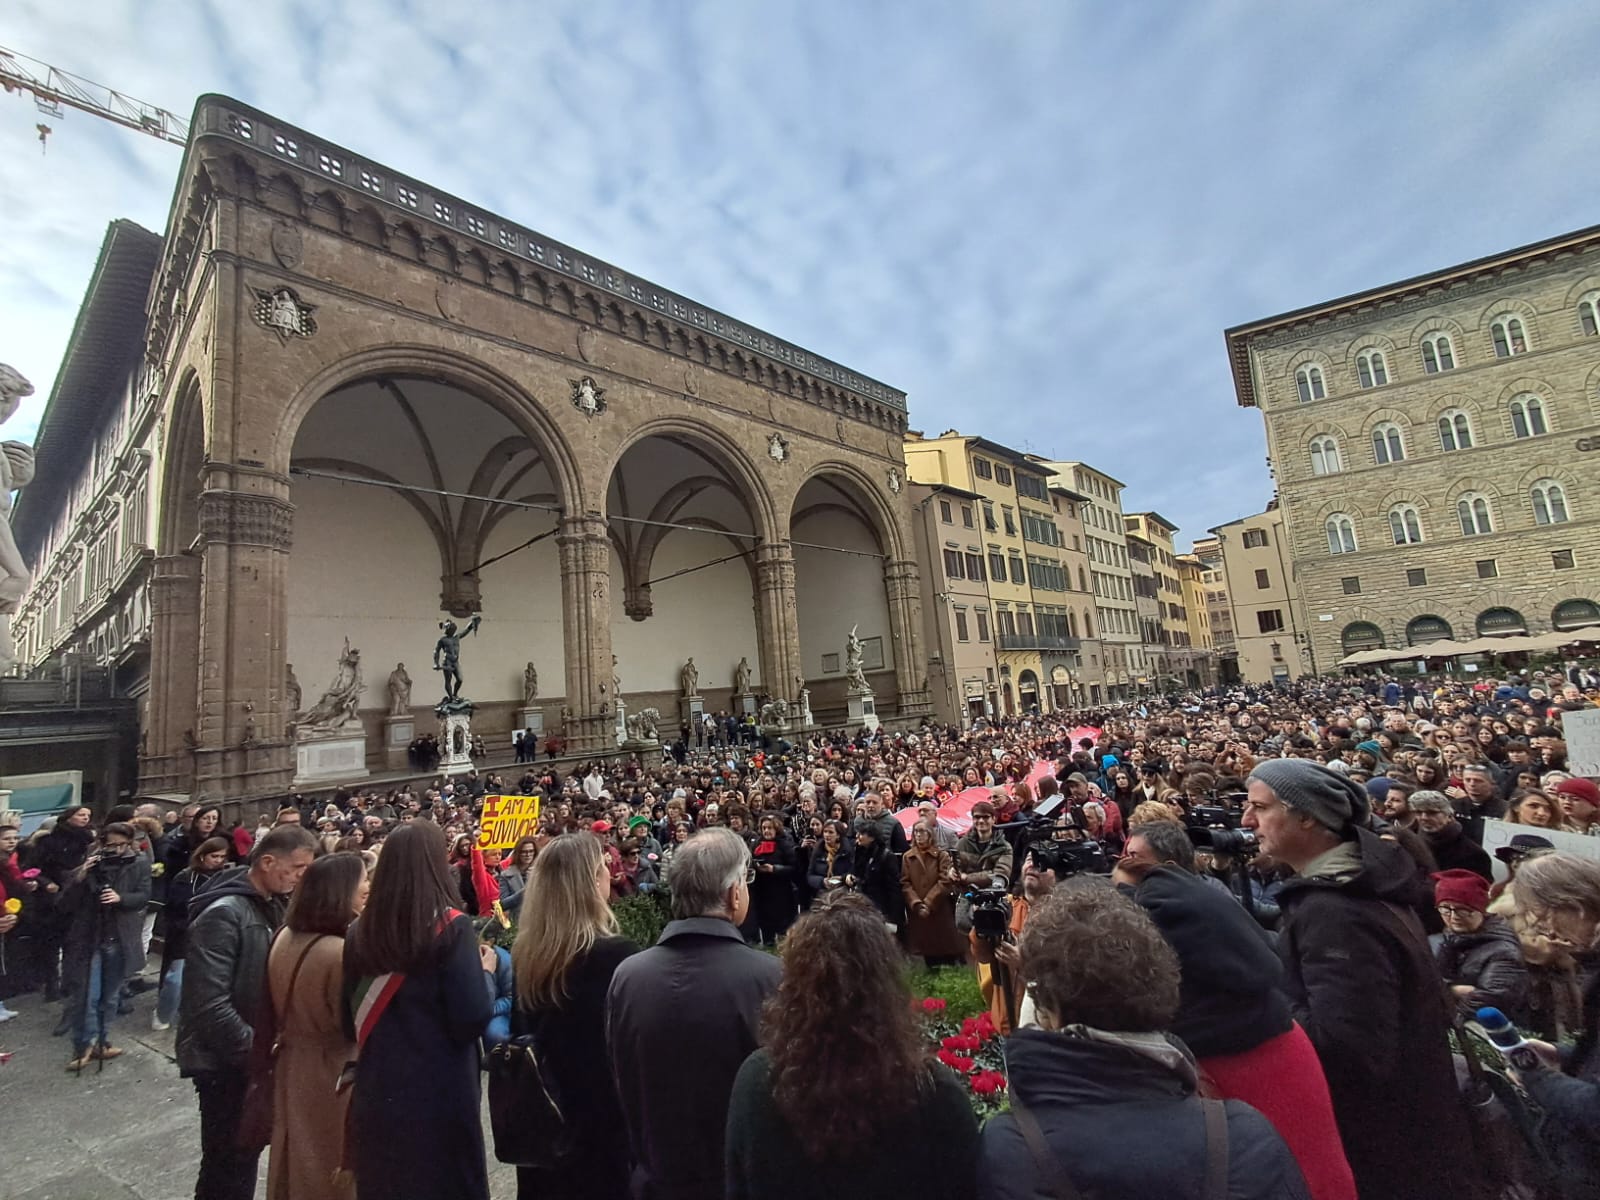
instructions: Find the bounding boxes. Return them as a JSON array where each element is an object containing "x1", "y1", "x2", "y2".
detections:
[
  {"x1": 1436, "y1": 905, "x2": 1478, "y2": 917},
  {"x1": 743, "y1": 867, "x2": 757, "y2": 884}
]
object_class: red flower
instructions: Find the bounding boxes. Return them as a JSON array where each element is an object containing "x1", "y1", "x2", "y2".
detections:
[
  {"x1": 970, "y1": 1070, "x2": 1007, "y2": 1095},
  {"x1": 960, "y1": 1017, "x2": 979, "y2": 1036},
  {"x1": 940, "y1": 1036, "x2": 966, "y2": 1052},
  {"x1": 975, "y1": 1012, "x2": 997, "y2": 1041},
  {"x1": 920, "y1": 997, "x2": 947, "y2": 1014}
]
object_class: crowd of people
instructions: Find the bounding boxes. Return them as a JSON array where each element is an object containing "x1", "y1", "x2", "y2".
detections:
[{"x1": 0, "y1": 663, "x2": 1598, "y2": 1199}]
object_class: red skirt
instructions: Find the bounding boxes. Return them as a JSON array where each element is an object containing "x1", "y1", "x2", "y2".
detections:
[{"x1": 1201, "y1": 1023, "x2": 1357, "y2": 1200}]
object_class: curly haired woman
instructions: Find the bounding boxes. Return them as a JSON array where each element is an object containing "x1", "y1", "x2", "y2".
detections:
[{"x1": 725, "y1": 893, "x2": 977, "y2": 1200}]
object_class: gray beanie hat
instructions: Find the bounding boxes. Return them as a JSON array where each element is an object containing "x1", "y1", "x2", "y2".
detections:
[
  {"x1": 1248, "y1": 758, "x2": 1370, "y2": 832},
  {"x1": 1405, "y1": 789, "x2": 1453, "y2": 814}
]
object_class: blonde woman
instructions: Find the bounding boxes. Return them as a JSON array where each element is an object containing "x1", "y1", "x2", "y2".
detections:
[{"x1": 508, "y1": 833, "x2": 639, "y2": 1200}]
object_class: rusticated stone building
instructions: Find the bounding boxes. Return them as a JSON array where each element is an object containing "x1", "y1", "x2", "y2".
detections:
[
  {"x1": 12, "y1": 96, "x2": 930, "y2": 802},
  {"x1": 1226, "y1": 224, "x2": 1600, "y2": 670}
]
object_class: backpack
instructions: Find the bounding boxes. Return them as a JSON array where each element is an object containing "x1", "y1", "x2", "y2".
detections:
[{"x1": 485, "y1": 1011, "x2": 576, "y2": 1168}]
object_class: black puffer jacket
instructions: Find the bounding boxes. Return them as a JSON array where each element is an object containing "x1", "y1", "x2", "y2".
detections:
[
  {"x1": 1435, "y1": 914, "x2": 1528, "y2": 1021},
  {"x1": 979, "y1": 1028, "x2": 1309, "y2": 1200},
  {"x1": 1128, "y1": 866, "x2": 1291, "y2": 1058},
  {"x1": 175, "y1": 867, "x2": 287, "y2": 1076},
  {"x1": 1275, "y1": 827, "x2": 1474, "y2": 1200}
]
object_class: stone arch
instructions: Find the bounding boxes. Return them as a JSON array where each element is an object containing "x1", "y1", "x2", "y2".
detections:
[
  {"x1": 1407, "y1": 313, "x2": 1467, "y2": 345},
  {"x1": 1515, "y1": 462, "x2": 1578, "y2": 494},
  {"x1": 1376, "y1": 485, "x2": 1434, "y2": 514},
  {"x1": 272, "y1": 343, "x2": 584, "y2": 513},
  {"x1": 1341, "y1": 620, "x2": 1385, "y2": 653},
  {"x1": 603, "y1": 417, "x2": 779, "y2": 546},
  {"x1": 787, "y1": 460, "x2": 907, "y2": 562},
  {"x1": 157, "y1": 368, "x2": 207, "y2": 556},
  {"x1": 1476, "y1": 605, "x2": 1528, "y2": 636},
  {"x1": 1404, "y1": 613, "x2": 1456, "y2": 645},
  {"x1": 1474, "y1": 294, "x2": 1540, "y2": 330},
  {"x1": 1552, "y1": 597, "x2": 1600, "y2": 631},
  {"x1": 1442, "y1": 473, "x2": 1506, "y2": 505},
  {"x1": 1342, "y1": 332, "x2": 1397, "y2": 366},
  {"x1": 1562, "y1": 275, "x2": 1600, "y2": 307}
]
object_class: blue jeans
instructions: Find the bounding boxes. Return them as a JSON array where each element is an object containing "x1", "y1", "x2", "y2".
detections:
[
  {"x1": 156, "y1": 957, "x2": 185, "y2": 1025},
  {"x1": 71, "y1": 940, "x2": 126, "y2": 1054}
]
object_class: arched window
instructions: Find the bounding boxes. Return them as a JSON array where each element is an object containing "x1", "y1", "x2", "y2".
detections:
[
  {"x1": 1309, "y1": 435, "x2": 1342, "y2": 476},
  {"x1": 1456, "y1": 493, "x2": 1493, "y2": 536},
  {"x1": 1342, "y1": 621, "x2": 1385, "y2": 653},
  {"x1": 1295, "y1": 364, "x2": 1326, "y2": 403},
  {"x1": 1325, "y1": 514, "x2": 1357, "y2": 555},
  {"x1": 1579, "y1": 292, "x2": 1600, "y2": 337},
  {"x1": 1437, "y1": 409, "x2": 1473, "y2": 451},
  {"x1": 1371, "y1": 422, "x2": 1405, "y2": 464},
  {"x1": 1531, "y1": 479, "x2": 1570, "y2": 525},
  {"x1": 1421, "y1": 332, "x2": 1456, "y2": 373},
  {"x1": 1388, "y1": 504, "x2": 1423, "y2": 545},
  {"x1": 1083, "y1": 611, "x2": 1093, "y2": 639},
  {"x1": 1490, "y1": 315, "x2": 1528, "y2": 358},
  {"x1": 1552, "y1": 598, "x2": 1600, "y2": 631},
  {"x1": 1356, "y1": 349, "x2": 1389, "y2": 389},
  {"x1": 1509, "y1": 394, "x2": 1547, "y2": 438}
]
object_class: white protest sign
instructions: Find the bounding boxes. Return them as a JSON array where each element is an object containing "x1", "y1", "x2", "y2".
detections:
[
  {"x1": 1563, "y1": 708, "x2": 1600, "y2": 779},
  {"x1": 1480, "y1": 818, "x2": 1600, "y2": 882}
]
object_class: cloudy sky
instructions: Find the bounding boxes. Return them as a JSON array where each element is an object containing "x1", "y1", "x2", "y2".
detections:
[{"x1": 3, "y1": 1, "x2": 1598, "y2": 546}]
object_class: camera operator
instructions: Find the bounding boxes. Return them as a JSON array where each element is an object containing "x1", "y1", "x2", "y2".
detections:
[
  {"x1": 971, "y1": 843, "x2": 1061, "y2": 1034},
  {"x1": 1114, "y1": 824, "x2": 1356, "y2": 1200},
  {"x1": 951, "y1": 801, "x2": 1012, "y2": 919},
  {"x1": 61, "y1": 822, "x2": 152, "y2": 1071}
]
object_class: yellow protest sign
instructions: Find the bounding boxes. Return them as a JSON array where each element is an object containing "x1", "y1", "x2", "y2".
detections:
[{"x1": 477, "y1": 794, "x2": 541, "y2": 852}]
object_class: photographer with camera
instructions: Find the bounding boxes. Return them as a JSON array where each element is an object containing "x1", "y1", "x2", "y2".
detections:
[
  {"x1": 61, "y1": 821, "x2": 152, "y2": 1071},
  {"x1": 970, "y1": 836, "x2": 1063, "y2": 1034}
]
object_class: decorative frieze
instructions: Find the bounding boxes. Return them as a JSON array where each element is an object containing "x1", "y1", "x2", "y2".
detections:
[{"x1": 198, "y1": 491, "x2": 294, "y2": 550}]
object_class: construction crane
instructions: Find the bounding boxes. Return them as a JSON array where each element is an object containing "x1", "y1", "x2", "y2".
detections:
[{"x1": 0, "y1": 45, "x2": 187, "y2": 152}]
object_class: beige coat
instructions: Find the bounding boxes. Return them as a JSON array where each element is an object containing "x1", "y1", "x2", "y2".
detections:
[{"x1": 267, "y1": 930, "x2": 354, "y2": 1200}]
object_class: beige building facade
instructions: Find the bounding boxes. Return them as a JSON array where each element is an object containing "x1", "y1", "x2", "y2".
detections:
[
  {"x1": 1208, "y1": 506, "x2": 1313, "y2": 683},
  {"x1": 1226, "y1": 224, "x2": 1600, "y2": 669},
  {"x1": 1045, "y1": 462, "x2": 1138, "y2": 699},
  {"x1": 909, "y1": 482, "x2": 999, "y2": 726},
  {"x1": 12, "y1": 97, "x2": 930, "y2": 801}
]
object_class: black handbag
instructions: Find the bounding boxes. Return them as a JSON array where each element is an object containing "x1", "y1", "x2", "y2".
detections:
[{"x1": 485, "y1": 1012, "x2": 577, "y2": 1168}]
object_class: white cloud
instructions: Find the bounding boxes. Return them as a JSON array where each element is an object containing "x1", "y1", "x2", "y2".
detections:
[{"x1": 3, "y1": 0, "x2": 1599, "y2": 545}]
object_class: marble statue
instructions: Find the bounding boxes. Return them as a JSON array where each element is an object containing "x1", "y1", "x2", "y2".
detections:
[
  {"x1": 434, "y1": 615, "x2": 481, "y2": 703},
  {"x1": 733, "y1": 656, "x2": 753, "y2": 695},
  {"x1": 845, "y1": 625, "x2": 870, "y2": 693},
  {"x1": 680, "y1": 657, "x2": 699, "y2": 696},
  {"x1": 625, "y1": 706, "x2": 661, "y2": 742},
  {"x1": 798, "y1": 687, "x2": 813, "y2": 727},
  {"x1": 0, "y1": 365, "x2": 36, "y2": 662},
  {"x1": 285, "y1": 663, "x2": 302, "y2": 714},
  {"x1": 758, "y1": 697, "x2": 791, "y2": 726},
  {"x1": 387, "y1": 662, "x2": 412, "y2": 715},
  {"x1": 298, "y1": 638, "x2": 364, "y2": 732},
  {"x1": 612, "y1": 654, "x2": 622, "y2": 697},
  {"x1": 523, "y1": 661, "x2": 538, "y2": 704}
]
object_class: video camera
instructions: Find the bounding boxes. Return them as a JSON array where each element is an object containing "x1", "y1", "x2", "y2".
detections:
[
  {"x1": 1184, "y1": 793, "x2": 1258, "y2": 858},
  {"x1": 964, "y1": 886, "x2": 1013, "y2": 941}
]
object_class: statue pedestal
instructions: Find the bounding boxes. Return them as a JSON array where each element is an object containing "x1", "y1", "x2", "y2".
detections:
[
  {"x1": 847, "y1": 690, "x2": 879, "y2": 733},
  {"x1": 383, "y1": 716, "x2": 415, "y2": 772},
  {"x1": 295, "y1": 729, "x2": 370, "y2": 784},
  {"x1": 435, "y1": 705, "x2": 475, "y2": 776},
  {"x1": 516, "y1": 707, "x2": 545, "y2": 735},
  {"x1": 798, "y1": 693, "x2": 815, "y2": 729},
  {"x1": 614, "y1": 701, "x2": 626, "y2": 748},
  {"x1": 736, "y1": 693, "x2": 757, "y2": 718},
  {"x1": 680, "y1": 694, "x2": 704, "y2": 727}
]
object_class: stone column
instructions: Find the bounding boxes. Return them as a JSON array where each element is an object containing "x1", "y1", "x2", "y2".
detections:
[
  {"x1": 558, "y1": 514, "x2": 614, "y2": 754},
  {"x1": 754, "y1": 542, "x2": 802, "y2": 703},
  {"x1": 884, "y1": 558, "x2": 933, "y2": 719},
  {"x1": 141, "y1": 553, "x2": 201, "y2": 794},
  {"x1": 192, "y1": 482, "x2": 297, "y2": 798}
]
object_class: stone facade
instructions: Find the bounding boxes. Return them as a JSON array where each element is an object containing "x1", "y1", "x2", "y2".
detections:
[
  {"x1": 14, "y1": 97, "x2": 931, "y2": 801},
  {"x1": 1227, "y1": 225, "x2": 1600, "y2": 669},
  {"x1": 909, "y1": 482, "x2": 998, "y2": 726}
]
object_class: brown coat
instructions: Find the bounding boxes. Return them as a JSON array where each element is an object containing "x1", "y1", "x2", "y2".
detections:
[
  {"x1": 267, "y1": 930, "x2": 354, "y2": 1200},
  {"x1": 900, "y1": 844, "x2": 966, "y2": 959}
]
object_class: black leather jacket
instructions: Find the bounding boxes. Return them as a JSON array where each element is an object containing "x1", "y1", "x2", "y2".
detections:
[{"x1": 175, "y1": 867, "x2": 287, "y2": 1076}]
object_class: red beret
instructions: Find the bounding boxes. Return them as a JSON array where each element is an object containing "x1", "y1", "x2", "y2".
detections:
[{"x1": 1431, "y1": 869, "x2": 1489, "y2": 913}]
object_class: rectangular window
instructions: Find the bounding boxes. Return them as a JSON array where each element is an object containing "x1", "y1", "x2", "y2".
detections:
[
  {"x1": 1407, "y1": 567, "x2": 1427, "y2": 587},
  {"x1": 1553, "y1": 549, "x2": 1575, "y2": 570},
  {"x1": 1254, "y1": 568, "x2": 1270, "y2": 589},
  {"x1": 973, "y1": 458, "x2": 993, "y2": 480},
  {"x1": 1018, "y1": 610, "x2": 1035, "y2": 637},
  {"x1": 1475, "y1": 559, "x2": 1498, "y2": 580},
  {"x1": 961, "y1": 506, "x2": 974, "y2": 528},
  {"x1": 1242, "y1": 529, "x2": 1268, "y2": 549},
  {"x1": 1009, "y1": 557, "x2": 1025, "y2": 584},
  {"x1": 938, "y1": 499, "x2": 952, "y2": 524},
  {"x1": 964, "y1": 553, "x2": 986, "y2": 581},
  {"x1": 954, "y1": 610, "x2": 970, "y2": 642},
  {"x1": 1256, "y1": 609, "x2": 1285, "y2": 634},
  {"x1": 1003, "y1": 507, "x2": 1017, "y2": 536},
  {"x1": 988, "y1": 551, "x2": 1006, "y2": 579},
  {"x1": 994, "y1": 465, "x2": 1013, "y2": 486},
  {"x1": 1341, "y1": 576, "x2": 1361, "y2": 595},
  {"x1": 942, "y1": 549, "x2": 964, "y2": 579},
  {"x1": 976, "y1": 610, "x2": 990, "y2": 642},
  {"x1": 983, "y1": 504, "x2": 998, "y2": 532}
]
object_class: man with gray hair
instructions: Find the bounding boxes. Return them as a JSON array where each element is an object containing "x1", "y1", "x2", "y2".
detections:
[{"x1": 607, "y1": 827, "x2": 781, "y2": 1200}]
